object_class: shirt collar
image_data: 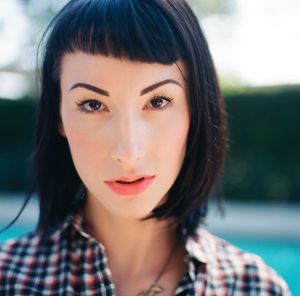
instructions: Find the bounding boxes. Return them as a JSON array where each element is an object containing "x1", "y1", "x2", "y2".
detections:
[
  {"x1": 47, "y1": 210, "x2": 75, "y2": 242},
  {"x1": 48, "y1": 206, "x2": 209, "y2": 266},
  {"x1": 185, "y1": 230, "x2": 208, "y2": 264}
]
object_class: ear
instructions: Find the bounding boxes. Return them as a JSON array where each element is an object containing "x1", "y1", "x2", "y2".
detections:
[{"x1": 58, "y1": 119, "x2": 66, "y2": 137}]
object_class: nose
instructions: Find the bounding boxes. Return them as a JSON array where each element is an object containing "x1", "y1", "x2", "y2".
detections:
[{"x1": 111, "y1": 114, "x2": 145, "y2": 164}]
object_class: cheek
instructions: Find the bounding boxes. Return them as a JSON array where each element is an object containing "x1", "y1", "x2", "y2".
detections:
[
  {"x1": 155, "y1": 111, "x2": 189, "y2": 163},
  {"x1": 61, "y1": 114, "x2": 108, "y2": 178},
  {"x1": 67, "y1": 129, "x2": 97, "y2": 179},
  {"x1": 68, "y1": 129, "x2": 95, "y2": 158}
]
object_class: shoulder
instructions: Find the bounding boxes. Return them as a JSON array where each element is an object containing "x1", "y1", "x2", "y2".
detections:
[
  {"x1": 0, "y1": 232, "x2": 44, "y2": 281},
  {"x1": 189, "y1": 228, "x2": 291, "y2": 295},
  {"x1": 0, "y1": 230, "x2": 63, "y2": 294},
  {"x1": 0, "y1": 231, "x2": 37, "y2": 261}
]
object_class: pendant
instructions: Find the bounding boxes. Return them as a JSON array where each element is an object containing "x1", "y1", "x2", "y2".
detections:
[{"x1": 136, "y1": 284, "x2": 164, "y2": 296}]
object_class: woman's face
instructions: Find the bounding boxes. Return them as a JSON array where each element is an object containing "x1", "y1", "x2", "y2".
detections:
[{"x1": 59, "y1": 52, "x2": 190, "y2": 219}]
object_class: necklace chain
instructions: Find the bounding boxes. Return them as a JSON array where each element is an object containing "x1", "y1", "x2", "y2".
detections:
[
  {"x1": 136, "y1": 284, "x2": 164, "y2": 296},
  {"x1": 136, "y1": 240, "x2": 178, "y2": 296}
]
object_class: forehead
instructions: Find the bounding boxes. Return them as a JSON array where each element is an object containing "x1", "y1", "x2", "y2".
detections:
[{"x1": 60, "y1": 52, "x2": 188, "y2": 91}]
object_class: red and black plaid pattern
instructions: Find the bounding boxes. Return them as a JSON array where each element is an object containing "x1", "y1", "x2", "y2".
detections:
[{"x1": 0, "y1": 208, "x2": 290, "y2": 295}]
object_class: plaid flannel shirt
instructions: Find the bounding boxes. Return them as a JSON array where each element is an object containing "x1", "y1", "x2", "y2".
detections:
[{"x1": 0, "y1": 206, "x2": 291, "y2": 295}]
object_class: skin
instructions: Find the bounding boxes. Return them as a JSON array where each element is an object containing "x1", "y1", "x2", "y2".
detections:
[{"x1": 59, "y1": 52, "x2": 190, "y2": 295}]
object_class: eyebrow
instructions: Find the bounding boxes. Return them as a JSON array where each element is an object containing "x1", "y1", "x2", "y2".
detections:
[{"x1": 69, "y1": 79, "x2": 182, "y2": 96}]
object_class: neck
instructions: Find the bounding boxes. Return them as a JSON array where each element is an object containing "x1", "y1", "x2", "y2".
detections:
[{"x1": 80, "y1": 196, "x2": 183, "y2": 290}]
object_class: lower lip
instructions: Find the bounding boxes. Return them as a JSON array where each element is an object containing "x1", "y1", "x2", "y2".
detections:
[{"x1": 105, "y1": 176, "x2": 155, "y2": 196}]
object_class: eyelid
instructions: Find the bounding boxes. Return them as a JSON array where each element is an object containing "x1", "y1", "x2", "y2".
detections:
[{"x1": 75, "y1": 93, "x2": 174, "y2": 113}]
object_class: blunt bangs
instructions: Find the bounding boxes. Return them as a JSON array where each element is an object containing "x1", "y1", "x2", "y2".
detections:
[{"x1": 46, "y1": 0, "x2": 186, "y2": 81}]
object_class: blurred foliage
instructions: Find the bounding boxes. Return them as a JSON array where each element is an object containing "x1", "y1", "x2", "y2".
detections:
[
  {"x1": 223, "y1": 85, "x2": 300, "y2": 203},
  {"x1": 0, "y1": 85, "x2": 299, "y2": 203},
  {"x1": 0, "y1": 97, "x2": 35, "y2": 191}
]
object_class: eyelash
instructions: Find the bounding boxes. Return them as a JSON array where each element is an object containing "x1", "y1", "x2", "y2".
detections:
[{"x1": 75, "y1": 94, "x2": 174, "y2": 114}]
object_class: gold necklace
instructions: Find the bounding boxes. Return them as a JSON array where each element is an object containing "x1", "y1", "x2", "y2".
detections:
[{"x1": 136, "y1": 240, "x2": 178, "y2": 296}]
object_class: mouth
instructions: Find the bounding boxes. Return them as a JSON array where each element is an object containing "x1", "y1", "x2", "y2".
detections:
[
  {"x1": 106, "y1": 174, "x2": 154, "y2": 183},
  {"x1": 104, "y1": 176, "x2": 155, "y2": 196},
  {"x1": 115, "y1": 177, "x2": 145, "y2": 184}
]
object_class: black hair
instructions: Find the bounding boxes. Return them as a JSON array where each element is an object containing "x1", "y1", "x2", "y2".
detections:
[{"x1": 1, "y1": 0, "x2": 227, "y2": 243}]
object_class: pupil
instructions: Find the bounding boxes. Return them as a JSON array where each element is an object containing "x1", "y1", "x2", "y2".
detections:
[
  {"x1": 89, "y1": 101, "x2": 100, "y2": 110},
  {"x1": 152, "y1": 98, "x2": 162, "y2": 107}
]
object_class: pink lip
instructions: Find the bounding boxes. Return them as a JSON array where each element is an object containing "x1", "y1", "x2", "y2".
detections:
[
  {"x1": 104, "y1": 176, "x2": 155, "y2": 196},
  {"x1": 106, "y1": 174, "x2": 154, "y2": 182}
]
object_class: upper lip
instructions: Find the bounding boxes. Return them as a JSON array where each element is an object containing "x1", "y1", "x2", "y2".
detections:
[{"x1": 105, "y1": 175, "x2": 155, "y2": 182}]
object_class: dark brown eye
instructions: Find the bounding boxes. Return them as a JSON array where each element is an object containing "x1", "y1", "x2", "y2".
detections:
[
  {"x1": 86, "y1": 100, "x2": 101, "y2": 111},
  {"x1": 146, "y1": 95, "x2": 174, "y2": 111},
  {"x1": 150, "y1": 97, "x2": 164, "y2": 108},
  {"x1": 77, "y1": 99, "x2": 104, "y2": 113}
]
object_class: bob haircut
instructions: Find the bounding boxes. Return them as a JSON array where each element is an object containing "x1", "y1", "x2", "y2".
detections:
[{"x1": 2, "y1": 0, "x2": 227, "y2": 243}]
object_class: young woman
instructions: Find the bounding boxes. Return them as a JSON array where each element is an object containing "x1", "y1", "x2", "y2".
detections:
[{"x1": 0, "y1": 0, "x2": 290, "y2": 295}]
